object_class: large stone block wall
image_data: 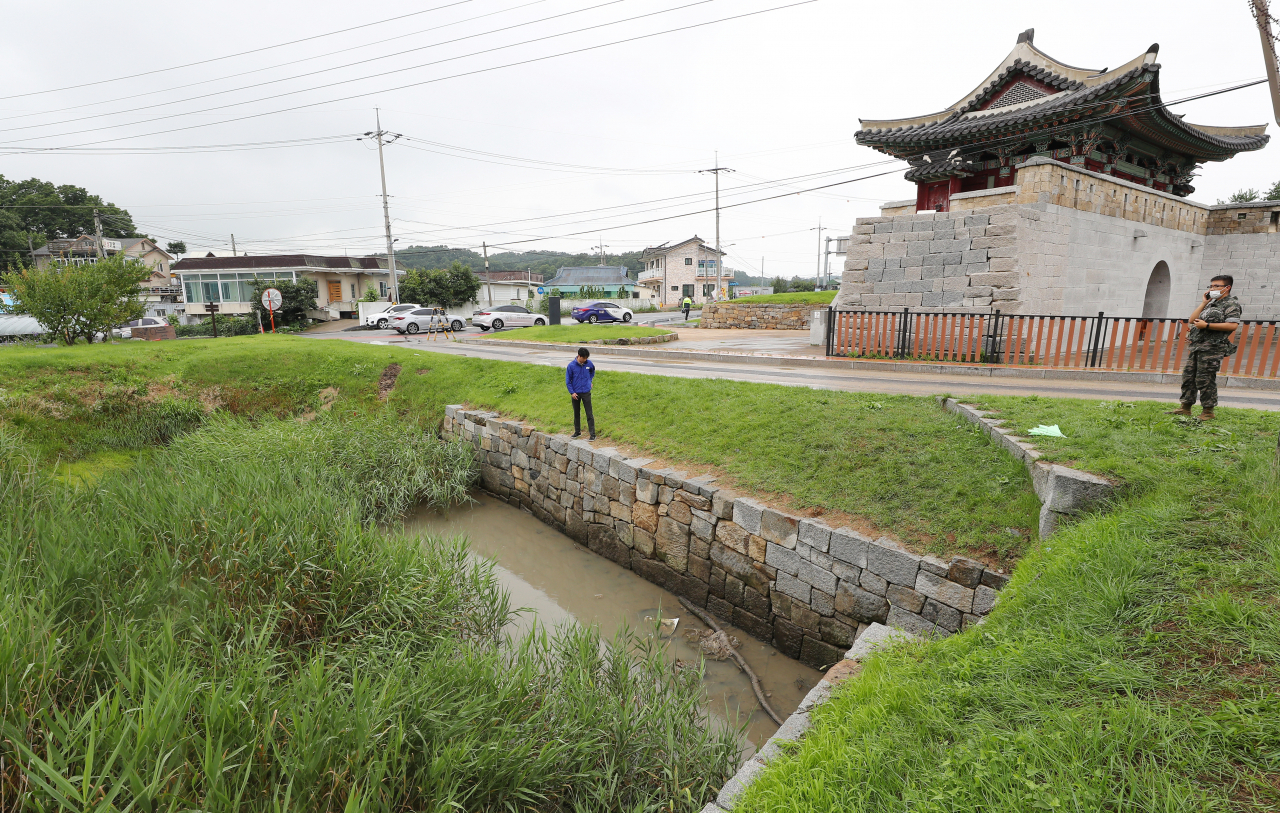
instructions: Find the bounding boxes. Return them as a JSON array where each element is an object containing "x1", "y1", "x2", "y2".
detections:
[
  {"x1": 701, "y1": 302, "x2": 811, "y2": 329},
  {"x1": 837, "y1": 209, "x2": 1018, "y2": 311},
  {"x1": 441, "y1": 406, "x2": 1008, "y2": 669},
  {"x1": 843, "y1": 168, "x2": 1280, "y2": 321}
]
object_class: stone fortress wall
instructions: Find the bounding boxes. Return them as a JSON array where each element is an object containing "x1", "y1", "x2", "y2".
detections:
[
  {"x1": 843, "y1": 158, "x2": 1280, "y2": 321},
  {"x1": 700, "y1": 302, "x2": 812, "y2": 330},
  {"x1": 442, "y1": 406, "x2": 1010, "y2": 670}
]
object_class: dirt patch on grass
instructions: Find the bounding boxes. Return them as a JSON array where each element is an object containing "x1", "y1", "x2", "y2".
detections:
[{"x1": 378, "y1": 364, "x2": 402, "y2": 401}]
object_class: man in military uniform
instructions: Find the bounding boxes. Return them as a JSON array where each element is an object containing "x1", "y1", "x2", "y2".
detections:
[{"x1": 1167, "y1": 275, "x2": 1241, "y2": 421}]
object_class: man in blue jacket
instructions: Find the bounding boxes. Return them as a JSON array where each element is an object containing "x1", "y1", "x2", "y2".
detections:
[{"x1": 566, "y1": 347, "x2": 596, "y2": 440}]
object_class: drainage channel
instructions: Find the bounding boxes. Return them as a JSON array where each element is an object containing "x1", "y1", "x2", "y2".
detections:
[{"x1": 406, "y1": 491, "x2": 824, "y2": 751}]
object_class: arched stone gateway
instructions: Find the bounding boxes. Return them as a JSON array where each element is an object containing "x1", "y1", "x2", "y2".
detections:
[{"x1": 1141, "y1": 261, "x2": 1172, "y2": 319}]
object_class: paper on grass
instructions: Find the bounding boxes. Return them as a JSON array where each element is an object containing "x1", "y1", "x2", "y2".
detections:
[{"x1": 1027, "y1": 424, "x2": 1067, "y2": 438}]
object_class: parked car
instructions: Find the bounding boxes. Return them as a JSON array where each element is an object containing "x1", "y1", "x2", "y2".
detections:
[
  {"x1": 114, "y1": 316, "x2": 169, "y2": 338},
  {"x1": 572, "y1": 302, "x2": 633, "y2": 324},
  {"x1": 471, "y1": 305, "x2": 546, "y2": 331},
  {"x1": 365, "y1": 303, "x2": 421, "y2": 329},
  {"x1": 392, "y1": 308, "x2": 466, "y2": 334}
]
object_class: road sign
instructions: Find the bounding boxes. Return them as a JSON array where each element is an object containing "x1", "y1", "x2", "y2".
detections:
[
  {"x1": 537, "y1": 287, "x2": 545, "y2": 295},
  {"x1": 261, "y1": 288, "x2": 283, "y2": 311}
]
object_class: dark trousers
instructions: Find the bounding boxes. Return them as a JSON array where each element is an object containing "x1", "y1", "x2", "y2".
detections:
[
  {"x1": 1180, "y1": 350, "x2": 1225, "y2": 409},
  {"x1": 682, "y1": 305, "x2": 691, "y2": 319},
  {"x1": 572, "y1": 392, "x2": 595, "y2": 435}
]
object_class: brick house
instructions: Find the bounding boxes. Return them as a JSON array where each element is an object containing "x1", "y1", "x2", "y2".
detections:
[
  {"x1": 639, "y1": 236, "x2": 727, "y2": 306},
  {"x1": 32, "y1": 236, "x2": 180, "y2": 319}
]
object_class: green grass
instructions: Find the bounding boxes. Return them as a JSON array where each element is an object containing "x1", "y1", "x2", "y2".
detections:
[
  {"x1": 486, "y1": 324, "x2": 672, "y2": 343},
  {"x1": 731, "y1": 291, "x2": 836, "y2": 305},
  {"x1": 964, "y1": 395, "x2": 1279, "y2": 493},
  {"x1": 0, "y1": 411, "x2": 740, "y2": 811},
  {"x1": 0, "y1": 337, "x2": 1040, "y2": 564},
  {"x1": 738, "y1": 441, "x2": 1280, "y2": 812}
]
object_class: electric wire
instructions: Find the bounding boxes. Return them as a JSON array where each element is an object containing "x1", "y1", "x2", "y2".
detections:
[
  {"x1": 0, "y1": 0, "x2": 477, "y2": 100},
  {"x1": 0, "y1": 0, "x2": 817, "y2": 151}
]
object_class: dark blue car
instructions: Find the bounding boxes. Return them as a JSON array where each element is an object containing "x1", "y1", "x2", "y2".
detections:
[{"x1": 571, "y1": 301, "x2": 634, "y2": 323}]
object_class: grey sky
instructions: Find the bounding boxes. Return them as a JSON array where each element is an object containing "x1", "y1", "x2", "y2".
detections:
[{"x1": 1, "y1": 0, "x2": 1274, "y2": 277}]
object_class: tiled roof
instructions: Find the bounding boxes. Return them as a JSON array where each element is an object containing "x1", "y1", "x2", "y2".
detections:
[
  {"x1": 544, "y1": 266, "x2": 634, "y2": 287},
  {"x1": 172, "y1": 254, "x2": 389, "y2": 272},
  {"x1": 856, "y1": 35, "x2": 1268, "y2": 162}
]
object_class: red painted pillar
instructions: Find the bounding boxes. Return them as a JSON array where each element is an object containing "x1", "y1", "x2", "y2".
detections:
[
  {"x1": 915, "y1": 182, "x2": 927, "y2": 212},
  {"x1": 947, "y1": 176, "x2": 962, "y2": 207}
]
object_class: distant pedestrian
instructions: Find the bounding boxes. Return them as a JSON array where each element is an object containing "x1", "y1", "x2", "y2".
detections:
[
  {"x1": 566, "y1": 347, "x2": 596, "y2": 440},
  {"x1": 1167, "y1": 275, "x2": 1241, "y2": 421},
  {"x1": 682, "y1": 295, "x2": 692, "y2": 320}
]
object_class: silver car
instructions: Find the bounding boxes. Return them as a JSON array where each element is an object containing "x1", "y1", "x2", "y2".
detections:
[
  {"x1": 392, "y1": 308, "x2": 466, "y2": 334},
  {"x1": 366, "y1": 303, "x2": 421, "y2": 329},
  {"x1": 472, "y1": 305, "x2": 545, "y2": 331}
]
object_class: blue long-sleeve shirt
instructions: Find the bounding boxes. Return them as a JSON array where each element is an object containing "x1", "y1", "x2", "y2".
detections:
[{"x1": 566, "y1": 358, "x2": 595, "y2": 393}]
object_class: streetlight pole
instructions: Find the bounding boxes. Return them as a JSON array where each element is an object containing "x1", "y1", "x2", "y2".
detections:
[
  {"x1": 700, "y1": 154, "x2": 734, "y2": 302},
  {"x1": 815, "y1": 217, "x2": 826, "y2": 289}
]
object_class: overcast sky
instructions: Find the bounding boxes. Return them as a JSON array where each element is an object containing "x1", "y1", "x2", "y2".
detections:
[{"x1": 2, "y1": 0, "x2": 1275, "y2": 277}]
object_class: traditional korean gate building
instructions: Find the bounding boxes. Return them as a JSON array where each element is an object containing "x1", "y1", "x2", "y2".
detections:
[{"x1": 838, "y1": 29, "x2": 1280, "y2": 322}]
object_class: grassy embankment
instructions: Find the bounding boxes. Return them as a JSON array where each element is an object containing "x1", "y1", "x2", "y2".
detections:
[
  {"x1": 5, "y1": 339, "x2": 1278, "y2": 809},
  {"x1": 0, "y1": 337, "x2": 1040, "y2": 563},
  {"x1": 486, "y1": 324, "x2": 672, "y2": 343},
  {"x1": 730, "y1": 291, "x2": 836, "y2": 305},
  {"x1": 0, "y1": 349, "x2": 739, "y2": 811},
  {"x1": 738, "y1": 398, "x2": 1280, "y2": 812}
]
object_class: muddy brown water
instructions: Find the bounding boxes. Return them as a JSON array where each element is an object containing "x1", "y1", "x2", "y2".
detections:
[{"x1": 405, "y1": 492, "x2": 824, "y2": 750}]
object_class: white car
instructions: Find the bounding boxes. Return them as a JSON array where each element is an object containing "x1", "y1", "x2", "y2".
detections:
[
  {"x1": 114, "y1": 316, "x2": 169, "y2": 338},
  {"x1": 365, "y1": 303, "x2": 421, "y2": 329},
  {"x1": 471, "y1": 305, "x2": 546, "y2": 331},
  {"x1": 392, "y1": 308, "x2": 467, "y2": 334}
]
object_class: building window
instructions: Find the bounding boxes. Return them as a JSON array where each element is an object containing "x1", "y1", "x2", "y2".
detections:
[
  {"x1": 685, "y1": 257, "x2": 693, "y2": 265},
  {"x1": 702, "y1": 283, "x2": 714, "y2": 297},
  {"x1": 682, "y1": 284, "x2": 694, "y2": 298},
  {"x1": 671, "y1": 285, "x2": 679, "y2": 292},
  {"x1": 632, "y1": 291, "x2": 639, "y2": 299},
  {"x1": 380, "y1": 281, "x2": 388, "y2": 297},
  {"x1": 351, "y1": 283, "x2": 357, "y2": 299}
]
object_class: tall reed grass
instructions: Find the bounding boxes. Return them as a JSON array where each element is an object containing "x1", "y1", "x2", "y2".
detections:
[{"x1": 0, "y1": 416, "x2": 738, "y2": 811}]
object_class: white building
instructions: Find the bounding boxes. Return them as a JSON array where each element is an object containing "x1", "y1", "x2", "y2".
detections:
[{"x1": 173, "y1": 254, "x2": 394, "y2": 322}]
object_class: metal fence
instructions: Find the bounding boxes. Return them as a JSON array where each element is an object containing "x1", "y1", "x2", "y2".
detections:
[{"x1": 826, "y1": 308, "x2": 1280, "y2": 379}]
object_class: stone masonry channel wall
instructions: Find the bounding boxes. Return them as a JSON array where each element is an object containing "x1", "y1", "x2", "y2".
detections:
[
  {"x1": 442, "y1": 406, "x2": 1009, "y2": 669},
  {"x1": 701, "y1": 302, "x2": 811, "y2": 330}
]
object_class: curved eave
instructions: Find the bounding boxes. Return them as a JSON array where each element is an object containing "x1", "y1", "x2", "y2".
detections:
[{"x1": 857, "y1": 65, "x2": 1269, "y2": 162}]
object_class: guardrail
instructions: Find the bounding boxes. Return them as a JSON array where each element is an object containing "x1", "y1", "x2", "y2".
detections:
[{"x1": 826, "y1": 308, "x2": 1280, "y2": 379}]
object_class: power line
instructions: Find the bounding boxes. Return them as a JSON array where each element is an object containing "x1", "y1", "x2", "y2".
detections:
[
  {"x1": 0, "y1": 0, "x2": 644, "y2": 137},
  {"x1": 0, "y1": 0, "x2": 477, "y2": 101},
  {"x1": 1, "y1": 0, "x2": 817, "y2": 151},
  {"x1": 0, "y1": 0, "x2": 555, "y2": 124}
]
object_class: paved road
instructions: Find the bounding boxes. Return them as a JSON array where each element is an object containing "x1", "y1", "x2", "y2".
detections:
[{"x1": 304, "y1": 329, "x2": 1280, "y2": 411}]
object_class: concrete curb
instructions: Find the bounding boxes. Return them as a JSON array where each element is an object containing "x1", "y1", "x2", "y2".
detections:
[
  {"x1": 704, "y1": 622, "x2": 919, "y2": 812},
  {"x1": 455, "y1": 338, "x2": 1280, "y2": 392},
  {"x1": 939, "y1": 397, "x2": 1118, "y2": 536}
]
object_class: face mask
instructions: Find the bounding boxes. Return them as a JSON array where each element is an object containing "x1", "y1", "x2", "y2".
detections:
[{"x1": 1208, "y1": 290, "x2": 1223, "y2": 299}]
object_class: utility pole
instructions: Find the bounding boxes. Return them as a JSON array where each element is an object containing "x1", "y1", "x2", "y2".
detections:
[
  {"x1": 596, "y1": 238, "x2": 609, "y2": 266},
  {"x1": 1252, "y1": 0, "x2": 1280, "y2": 126},
  {"x1": 93, "y1": 209, "x2": 105, "y2": 259},
  {"x1": 822, "y1": 236, "x2": 831, "y2": 289},
  {"x1": 815, "y1": 218, "x2": 826, "y2": 289},
  {"x1": 483, "y1": 241, "x2": 493, "y2": 307},
  {"x1": 700, "y1": 155, "x2": 734, "y2": 302},
  {"x1": 365, "y1": 109, "x2": 402, "y2": 303},
  {"x1": 231, "y1": 234, "x2": 237, "y2": 256}
]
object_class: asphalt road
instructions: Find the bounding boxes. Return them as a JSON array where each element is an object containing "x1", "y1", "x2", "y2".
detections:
[{"x1": 304, "y1": 328, "x2": 1280, "y2": 412}]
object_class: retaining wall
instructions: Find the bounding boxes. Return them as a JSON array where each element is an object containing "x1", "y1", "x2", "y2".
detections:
[
  {"x1": 442, "y1": 406, "x2": 1009, "y2": 669},
  {"x1": 701, "y1": 302, "x2": 811, "y2": 330}
]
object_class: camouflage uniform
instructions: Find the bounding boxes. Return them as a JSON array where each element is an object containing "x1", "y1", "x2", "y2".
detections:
[{"x1": 1179, "y1": 294, "x2": 1242, "y2": 410}]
